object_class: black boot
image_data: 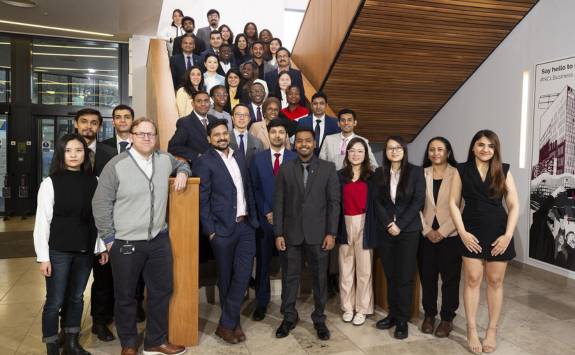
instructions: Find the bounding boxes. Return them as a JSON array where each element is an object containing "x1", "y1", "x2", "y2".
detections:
[
  {"x1": 46, "y1": 342, "x2": 60, "y2": 355},
  {"x1": 63, "y1": 333, "x2": 91, "y2": 355}
]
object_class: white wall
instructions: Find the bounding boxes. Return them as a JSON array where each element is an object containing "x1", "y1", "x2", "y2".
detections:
[
  {"x1": 409, "y1": 0, "x2": 575, "y2": 279},
  {"x1": 129, "y1": 35, "x2": 152, "y2": 118}
]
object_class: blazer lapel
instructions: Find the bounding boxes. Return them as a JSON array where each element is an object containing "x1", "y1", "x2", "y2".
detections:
[
  {"x1": 304, "y1": 158, "x2": 320, "y2": 196},
  {"x1": 229, "y1": 132, "x2": 239, "y2": 151},
  {"x1": 437, "y1": 165, "x2": 454, "y2": 206},
  {"x1": 246, "y1": 134, "x2": 254, "y2": 161},
  {"x1": 211, "y1": 149, "x2": 235, "y2": 186},
  {"x1": 292, "y1": 159, "x2": 305, "y2": 197},
  {"x1": 424, "y1": 167, "x2": 435, "y2": 207}
]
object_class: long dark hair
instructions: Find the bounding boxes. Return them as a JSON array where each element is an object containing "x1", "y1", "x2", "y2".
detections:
[
  {"x1": 467, "y1": 129, "x2": 507, "y2": 198},
  {"x1": 233, "y1": 33, "x2": 250, "y2": 57},
  {"x1": 224, "y1": 68, "x2": 245, "y2": 113},
  {"x1": 341, "y1": 137, "x2": 373, "y2": 183},
  {"x1": 171, "y1": 9, "x2": 184, "y2": 27},
  {"x1": 380, "y1": 136, "x2": 410, "y2": 197},
  {"x1": 422, "y1": 136, "x2": 457, "y2": 168},
  {"x1": 218, "y1": 24, "x2": 233, "y2": 45},
  {"x1": 274, "y1": 70, "x2": 292, "y2": 98},
  {"x1": 50, "y1": 133, "x2": 92, "y2": 175},
  {"x1": 182, "y1": 66, "x2": 205, "y2": 95},
  {"x1": 243, "y1": 22, "x2": 259, "y2": 42}
]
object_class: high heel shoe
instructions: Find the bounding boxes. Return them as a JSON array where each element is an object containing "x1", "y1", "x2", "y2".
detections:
[
  {"x1": 467, "y1": 326, "x2": 482, "y2": 355},
  {"x1": 482, "y1": 326, "x2": 498, "y2": 353}
]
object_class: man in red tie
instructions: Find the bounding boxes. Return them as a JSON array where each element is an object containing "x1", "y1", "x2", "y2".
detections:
[{"x1": 249, "y1": 119, "x2": 297, "y2": 321}]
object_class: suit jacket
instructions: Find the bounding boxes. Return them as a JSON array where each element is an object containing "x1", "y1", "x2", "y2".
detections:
[
  {"x1": 170, "y1": 53, "x2": 202, "y2": 89},
  {"x1": 364, "y1": 164, "x2": 425, "y2": 248},
  {"x1": 194, "y1": 147, "x2": 259, "y2": 237},
  {"x1": 229, "y1": 130, "x2": 264, "y2": 168},
  {"x1": 319, "y1": 133, "x2": 378, "y2": 170},
  {"x1": 101, "y1": 136, "x2": 117, "y2": 152},
  {"x1": 196, "y1": 26, "x2": 213, "y2": 49},
  {"x1": 420, "y1": 165, "x2": 459, "y2": 237},
  {"x1": 167, "y1": 112, "x2": 218, "y2": 165},
  {"x1": 298, "y1": 115, "x2": 341, "y2": 155},
  {"x1": 250, "y1": 149, "x2": 297, "y2": 224},
  {"x1": 216, "y1": 60, "x2": 238, "y2": 76},
  {"x1": 248, "y1": 120, "x2": 291, "y2": 150},
  {"x1": 246, "y1": 100, "x2": 264, "y2": 126},
  {"x1": 274, "y1": 155, "x2": 340, "y2": 245},
  {"x1": 172, "y1": 33, "x2": 205, "y2": 57},
  {"x1": 93, "y1": 142, "x2": 116, "y2": 177},
  {"x1": 264, "y1": 68, "x2": 306, "y2": 106}
]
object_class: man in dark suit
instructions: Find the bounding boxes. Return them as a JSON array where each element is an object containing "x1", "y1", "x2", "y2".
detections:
[
  {"x1": 216, "y1": 43, "x2": 237, "y2": 76},
  {"x1": 298, "y1": 92, "x2": 341, "y2": 155},
  {"x1": 264, "y1": 47, "x2": 305, "y2": 106},
  {"x1": 199, "y1": 30, "x2": 223, "y2": 62},
  {"x1": 229, "y1": 104, "x2": 264, "y2": 167},
  {"x1": 72, "y1": 108, "x2": 117, "y2": 341},
  {"x1": 173, "y1": 16, "x2": 205, "y2": 57},
  {"x1": 170, "y1": 34, "x2": 201, "y2": 89},
  {"x1": 249, "y1": 119, "x2": 296, "y2": 321},
  {"x1": 102, "y1": 104, "x2": 133, "y2": 154},
  {"x1": 246, "y1": 80, "x2": 267, "y2": 125},
  {"x1": 194, "y1": 119, "x2": 259, "y2": 344},
  {"x1": 168, "y1": 91, "x2": 217, "y2": 167},
  {"x1": 196, "y1": 9, "x2": 220, "y2": 49},
  {"x1": 274, "y1": 126, "x2": 340, "y2": 341}
]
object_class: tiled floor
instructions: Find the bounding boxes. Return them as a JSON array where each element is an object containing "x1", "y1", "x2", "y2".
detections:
[{"x1": 1, "y1": 257, "x2": 575, "y2": 355}]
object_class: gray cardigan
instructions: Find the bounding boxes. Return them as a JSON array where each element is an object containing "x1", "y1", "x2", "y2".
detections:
[{"x1": 92, "y1": 150, "x2": 191, "y2": 244}]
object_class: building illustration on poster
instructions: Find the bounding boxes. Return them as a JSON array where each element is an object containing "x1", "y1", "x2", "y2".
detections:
[{"x1": 530, "y1": 56, "x2": 575, "y2": 272}]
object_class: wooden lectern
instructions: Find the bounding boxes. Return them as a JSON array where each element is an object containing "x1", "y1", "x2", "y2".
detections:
[
  {"x1": 373, "y1": 253, "x2": 421, "y2": 320},
  {"x1": 168, "y1": 178, "x2": 200, "y2": 346}
]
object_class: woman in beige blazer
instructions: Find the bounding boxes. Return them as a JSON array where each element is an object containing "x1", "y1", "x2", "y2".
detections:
[
  {"x1": 418, "y1": 137, "x2": 461, "y2": 339},
  {"x1": 249, "y1": 97, "x2": 291, "y2": 150}
]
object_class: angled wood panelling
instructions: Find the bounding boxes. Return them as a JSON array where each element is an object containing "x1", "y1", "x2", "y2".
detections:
[
  {"x1": 319, "y1": 0, "x2": 538, "y2": 142},
  {"x1": 292, "y1": 0, "x2": 363, "y2": 89}
]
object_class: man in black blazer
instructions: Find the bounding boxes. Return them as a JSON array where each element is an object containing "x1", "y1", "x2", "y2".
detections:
[
  {"x1": 101, "y1": 104, "x2": 133, "y2": 154},
  {"x1": 170, "y1": 34, "x2": 201, "y2": 89},
  {"x1": 298, "y1": 92, "x2": 341, "y2": 156},
  {"x1": 172, "y1": 16, "x2": 205, "y2": 57},
  {"x1": 194, "y1": 119, "x2": 259, "y2": 344},
  {"x1": 264, "y1": 47, "x2": 305, "y2": 106},
  {"x1": 168, "y1": 91, "x2": 217, "y2": 166},
  {"x1": 229, "y1": 104, "x2": 264, "y2": 167},
  {"x1": 274, "y1": 126, "x2": 340, "y2": 341}
]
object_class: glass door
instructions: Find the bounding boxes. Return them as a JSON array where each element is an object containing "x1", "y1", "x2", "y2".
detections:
[{"x1": 0, "y1": 114, "x2": 7, "y2": 213}]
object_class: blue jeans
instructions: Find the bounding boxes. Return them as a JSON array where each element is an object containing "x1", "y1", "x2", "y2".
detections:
[{"x1": 42, "y1": 250, "x2": 92, "y2": 343}]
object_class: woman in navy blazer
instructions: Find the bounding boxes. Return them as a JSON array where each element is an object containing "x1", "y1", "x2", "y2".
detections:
[{"x1": 365, "y1": 136, "x2": 425, "y2": 340}]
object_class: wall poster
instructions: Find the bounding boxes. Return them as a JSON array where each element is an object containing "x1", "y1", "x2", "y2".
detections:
[{"x1": 530, "y1": 56, "x2": 575, "y2": 271}]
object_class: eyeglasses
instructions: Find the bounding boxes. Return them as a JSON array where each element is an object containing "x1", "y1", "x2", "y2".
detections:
[
  {"x1": 234, "y1": 113, "x2": 250, "y2": 118},
  {"x1": 132, "y1": 132, "x2": 156, "y2": 139},
  {"x1": 386, "y1": 146, "x2": 403, "y2": 152}
]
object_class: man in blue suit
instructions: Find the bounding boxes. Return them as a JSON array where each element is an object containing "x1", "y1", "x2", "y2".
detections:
[
  {"x1": 194, "y1": 119, "x2": 259, "y2": 345},
  {"x1": 249, "y1": 119, "x2": 297, "y2": 321},
  {"x1": 298, "y1": 92, "x2": 341, "y2": 155},
  {"x1": 169, "y1": 34, "x2": 201, "y2": 89}
]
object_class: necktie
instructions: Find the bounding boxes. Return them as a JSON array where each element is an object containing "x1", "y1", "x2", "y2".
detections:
[
  {"x1": 89, "y1": 149, "x2": 95, "y2": 169},
  {"x1": 119, "y1": 141, "x2": 128, "y2": 153},
  {"x1": 256, "y1": 106, "x2": 263, "y2": 122},
  {"x1": 340, "y1": 137, "x2": 347, "y2": 156},
  {"x1": 314, "y1": 119, "x2": 322, "y2": 148},
  {"x1": 273, "y1": 153, "x2": 281, "y2": 176},
  {"x1": 186, "y1": 56, "x2": 192, "y2": 70},
  {"x1": 201, "y1": 118, "x2": 207, "y2": 129},
  {"x1": 239, "y1": 134, "x2": 245, "y2": 156},
  {"x1": 302, "y1": 163, "x2": 310, "y2": 188}
]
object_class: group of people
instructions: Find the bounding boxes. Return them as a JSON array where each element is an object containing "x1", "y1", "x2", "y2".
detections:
[{"x1": 32, "y1": 7, "x2": 520, "y2": 355}]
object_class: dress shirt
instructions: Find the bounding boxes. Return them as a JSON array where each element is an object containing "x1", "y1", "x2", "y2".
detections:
[
  {"x1": 390, "y1": 168, "x2": 401, "y2": 204},
  {"x1": 270, "y1": 147, "x2": 285, "y2": 165},
  {"x1": 234, "y1": 129, "x2": 248, "y2": 155},
  {"x1": 280, "y1": 91, "x2": 288, "y2": 109},
  {"x1": 220, "y1": 61, "x2": 231, "y2": 74},
  {"x1": 194, "y1": 111, "x2": 209, "y2": 128},
  {"x1": 33, "y1": 177, "x2": 105, "y2": 262},
  {"x1": 183, "y1": 52, "x2": 195, "y2": 67},
  {"x1": 129, "y1": 148, "x2": 153, "y2": 179},
  {"x1": 88, "y1": 140, "x2": 96, "y2": 153},
  {"x1": 251, "y1": 102, "x2": 263, "y2": 121},
  {"x1": 339, "y1": 133, "x2": 354, "y2": 156},
  {"x1": 313, "y1": 114, "x2": 326, "y2": 146},
  {"x1": 116, "y1": 137, "x2": 131, "y2": 154},
  {"x1": 216, "y1": 148, "x2": 247, "y2": 218}
]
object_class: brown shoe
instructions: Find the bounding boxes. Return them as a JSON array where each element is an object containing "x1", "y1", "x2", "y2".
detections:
[
  {"x1": 434, "y1": 320, "x2": 453, "y2": 338},
  {"x1": 234, "y1": 325, "x2": 246, "y2": 342},
  {"x1": 421, "y1": 316, "x2": 436, "y2": 334},
  {"x1": 142, "y1": 342, "x2": 186, "y2": 354},
  {"x1": 121, "y1": 347, "x2": 139, "y2": 355},
  {"x1": 215, "y1": 324, "x2": 239, "y2": 344}
]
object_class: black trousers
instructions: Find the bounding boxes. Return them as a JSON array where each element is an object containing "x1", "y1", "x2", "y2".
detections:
[
  {"x1": 417, "y1": 235, "x2": 462, "y2": 321},
  {"x1": 280, "y1": 243, "x2": 329, "y2": 324},
  {"x1": 110, "y1": 233, "x2": 172, "y2": 348},
  {"x1": 378, "y1": 231, "x2": 420, "y2": 323}
]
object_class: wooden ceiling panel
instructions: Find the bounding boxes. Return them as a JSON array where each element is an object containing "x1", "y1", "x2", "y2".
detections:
[{"x1": 320, "y1": 0, "x2": 538, "y2": 142}]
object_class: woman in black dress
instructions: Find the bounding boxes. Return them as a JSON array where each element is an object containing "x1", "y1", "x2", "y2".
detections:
[{"x1": 449, "y1": 130, "x2": 519, "y2": 354}]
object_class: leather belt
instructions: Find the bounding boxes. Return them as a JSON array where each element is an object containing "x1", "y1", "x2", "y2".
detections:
[{"x1": 236, "y1": 216, "x2": 246, "y2": 223}]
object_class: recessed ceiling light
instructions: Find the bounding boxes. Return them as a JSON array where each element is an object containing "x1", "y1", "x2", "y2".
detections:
[
  {"x1": 1, "y1": 0, "x2": 38, "y2": 8},
  {"x1": 0, "y1": 19, "x2": 114, "y2": 37}
]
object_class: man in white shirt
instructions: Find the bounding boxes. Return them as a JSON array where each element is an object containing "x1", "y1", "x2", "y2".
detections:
[
  {"x1": 102, "y1": 104, "x2": 133, "y2": 154},
  {"x1": 319, "y1": 108, "x2": 379, "y2": 170},
  {"x1": 194, "y1": 119, "x2": 259, "y2": 344},
  {"x1": 229, "y1": 104, "x2": 264, "y2": 167}
]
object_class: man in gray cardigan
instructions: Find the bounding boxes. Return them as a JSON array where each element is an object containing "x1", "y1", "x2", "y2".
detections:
[{"x1": 93, "y1": 118, "x2": 190, "y2": 355}]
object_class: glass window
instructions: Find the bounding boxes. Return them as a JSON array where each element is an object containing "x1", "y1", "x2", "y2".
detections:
[
  {"x1": 32, "y1": 38, "x2": 119, "y2": 107},
  {"x1": 0, "y1": 37, "x2": 10, "y2": 103},
  {"x1": 0, "y1": 115, "x2": 6, "y2": 213}
]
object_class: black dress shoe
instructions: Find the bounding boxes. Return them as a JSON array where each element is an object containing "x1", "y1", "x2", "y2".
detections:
[
  {"x1": 136, "y1": 303, "x2": 146, "y2": 323},
  {"x1": 275, "y1": 318, "x2": 298, "y2": 338},
  {"x1": 46, "y1": 343, "x2": 60, "y2": 355},
  {"x1": 314, "y1": 322, "x2": 331, "y2": 341},
  {"x1": 394, "y1": 321, "x2": 408, "y2": 339},
  {"x1": 252, "y1": 306, "x2": 267, "y2": 321},
  {"x1": 63, "y1": 333, "x2": 91, "y2": 355},
  {"x1": 91, "y1": 323, "x2": 115, "y2": 342},
  {"x1": 376, "y1": 315, "x2": 396, "y2": 330}
]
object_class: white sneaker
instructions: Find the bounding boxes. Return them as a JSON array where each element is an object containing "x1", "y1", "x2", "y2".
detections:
[
  {"x1": 342, "y1": 311, "x2": 354, "y2": 323},
  {"x1": 352, "y1": 313, "x2": 366, "y2": 326}
]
